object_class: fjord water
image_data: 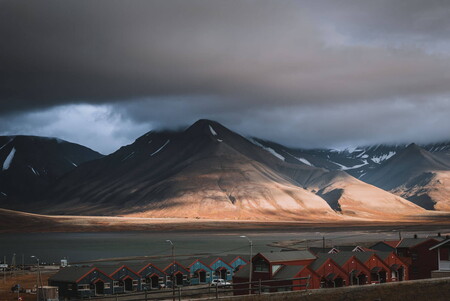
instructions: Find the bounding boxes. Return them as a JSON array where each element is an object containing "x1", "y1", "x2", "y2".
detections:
[{"x1": 1, "y1": 229, "x2": 447, "y2": 265}]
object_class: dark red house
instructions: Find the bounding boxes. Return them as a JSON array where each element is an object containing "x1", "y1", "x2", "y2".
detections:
[
  {"x1": 371, "y1": 237, "x2": 440, "y2": 279},
  {"x1": 308, "y1": 257, "x2": 349, "y2": 288},
  {"x1": 316, "y1": 252, "x2": 371, "y2": 285}
]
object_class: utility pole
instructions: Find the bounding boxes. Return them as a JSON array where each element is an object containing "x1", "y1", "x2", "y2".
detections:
[
  {"x1": 322, "y1": 236, "x2": 325, "y2": 252},
  {"x1": 31, "y1": 256, "x2": 43, "y2": 301},
  {"x1": 166, "y1": 240, "x2": 175, "y2": 301},
  {"x1": 240, "y1": 236, "x2": 253, "y2": 295}
]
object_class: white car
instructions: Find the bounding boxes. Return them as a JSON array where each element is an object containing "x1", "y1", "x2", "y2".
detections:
[{"x1": 210, "y1": 279, "x2": 231, "y2": 287}]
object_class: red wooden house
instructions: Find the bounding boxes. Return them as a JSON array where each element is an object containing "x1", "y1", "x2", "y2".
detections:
[
  {"x1": 371, "y1": 237, "x2": 440, "y2": 279},
  {"x1": 317, "y1": 252, "x2": 371, "y2": 285},
  {"x1": 376, "y1": 251, "x2": 410, "y2": 281},
  {"x1": 232, "y1": 251, "x2": 316, "y2": 294},
  {"x1": 308, "y1": 257, "x2": 349, "y2": 288},
  {"x1": 353, "y1": 252, "x2": 391, "y2": 283}
]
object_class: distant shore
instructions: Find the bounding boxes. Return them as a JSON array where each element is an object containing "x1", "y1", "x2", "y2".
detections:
[{"x1": 1, "y1": 208, "x2": 450, "y2": 233}]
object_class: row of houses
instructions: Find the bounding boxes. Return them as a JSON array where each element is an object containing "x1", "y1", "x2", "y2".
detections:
[
  {"x1": 48, "y1": 255, "x2": 248, "y2": 299},
  {"x1": 233, "y1": 237, "x2": 450, "y2": 294},
  {"x1": 48, "y1": 236, "x2": 450, "y2": 299}
]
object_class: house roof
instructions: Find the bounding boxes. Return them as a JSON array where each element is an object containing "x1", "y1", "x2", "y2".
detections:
[
  {"x1": 49, "y1": 266, "x2": 97, "y2": 283},
  {"x1": 430, "y1": 238, "x2": 450, "y2": 250},
  {"x1": 330, "y1": 246, "x2": 358, "y2": 252},
  {"x1": 308, "y1": 257, "x2": 329, "y2": 271},
  {"x1": 220, "y1": 255, "x2": 248, "y2": 265},
  {"x1": 397, "y1": 238, "x2": 432, "y2": 248},
  {"x1": 316, "y1": 252, "x2": 355, "y2": 266},
  {"x1": 96, "y1": 265, "x2": 140, "y2": 278},
  {"x1": 259, "y1": 251, "x2": 316, "y2": 263},
  {"x1": 232, "y1": 263, "x2": 250, "y2": 279},
  {"x1": 273, "y1": 265, "x2": 304, "y2": 280}
]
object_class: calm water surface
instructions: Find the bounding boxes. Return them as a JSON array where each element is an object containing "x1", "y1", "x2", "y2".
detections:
[{"x1": 0, "y1": 229, "x2": 447, "y2": 265}]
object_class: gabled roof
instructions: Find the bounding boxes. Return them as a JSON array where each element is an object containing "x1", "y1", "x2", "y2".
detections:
[
  {"x1": 273, "y1": 265, "x2": 304, "y2": 280},
  {"x1": 384, "y1": 241, "x2": 400, "y2": 248},
  {"x1": 329, "y1": 246, "x2": 358, "y2": 253},
  {"x1": 49, "y1": 267, "x2": 94, "y2": 283},
  {"x1": 397, "y1": 238, "x2": 434, "y2": 248},
  {"x1": 96, "y1": 265, "x2": 140, "y2": 278},
  {"x1": 308, "y1": 257, "x2": 329, "y2": 271},
  {"x1": 232, "y1": 263, "x2": 250, "y2": 279},
  {"x1": 220, "y1": 255, "x2": 249, "y2": 265},
  {"x1": 430, "y1": 238, "x2": 450, "y2": 250},
  {"x1": 49, "y1": 266, "x2": 112, "y2": 283},
  {"x1": 258, "y1": 251, "x2": 316, "y2": 263},
  {"x1": 316, "y1": 252, "x2": 355, "y2": 266}
]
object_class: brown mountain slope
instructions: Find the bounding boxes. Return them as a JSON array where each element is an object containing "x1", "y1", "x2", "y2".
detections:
[
  {"x1": 39, "y1": 120, "x2": 424, "y2": 221},
  {"x1": 364, "y1": 143, "x2": 450, "y2": 210}
]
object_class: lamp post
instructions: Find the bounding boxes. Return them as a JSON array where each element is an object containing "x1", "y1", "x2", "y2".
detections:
[
  {"x1": 240, "y1": 236, "x2": 253, "y2": 295},
  {"x1": 31, "y1": 256, "x2": 41, "y2": 301},
  {"x1": 166, "y1": 240, "x2": 175, "y2": 301}
]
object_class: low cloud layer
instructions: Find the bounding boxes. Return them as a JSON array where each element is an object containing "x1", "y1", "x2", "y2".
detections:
[{"x1": 1, "y1": 0, "x2": 450, "y2": 153}]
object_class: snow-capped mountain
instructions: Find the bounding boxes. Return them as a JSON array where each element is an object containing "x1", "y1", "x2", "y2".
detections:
[
  {"x1": 251, "y1": 139, "x2": 450, "y2": 180},
  {"x1": 0, "y1": 135, "x2": 103, "y2": 210},
  {"x1": 37, "y1": 120, "x2": 423, "y2": 220}
]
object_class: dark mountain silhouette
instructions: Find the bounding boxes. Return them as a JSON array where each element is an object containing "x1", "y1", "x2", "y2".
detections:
[{"x1": 0, "y1": 135, "x2": 103, "y2": 210}]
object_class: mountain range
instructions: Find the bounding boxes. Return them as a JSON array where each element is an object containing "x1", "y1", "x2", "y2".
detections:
[{"x1": 1, "y1": 120, "x2": 450, "y2": 222}]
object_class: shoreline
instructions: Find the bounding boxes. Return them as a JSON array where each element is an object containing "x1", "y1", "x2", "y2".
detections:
[{"x1": 1, "y1": 208, "x2": 450, "y2": 233}]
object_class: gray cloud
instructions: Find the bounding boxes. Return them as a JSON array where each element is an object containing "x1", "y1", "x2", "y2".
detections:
[{"x1": 1, "y1": 0, "x2": 450, "y2": 152}]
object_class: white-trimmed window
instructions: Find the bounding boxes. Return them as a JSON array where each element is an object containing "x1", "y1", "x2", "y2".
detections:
[
  {"x1": 227, "y1": 271, "x2": 231, "y2": 275},
  {"x1": 104, "y1": 283, "x2": 111, "y2": 289},
  {"x1": 183, "y1": 275, "x2": 188, "y2": 280},
  {"x1": 133, "y1": 280, "x2": 138, "y2": 286},
  {"x1": 141, "y1": 278, "x2": 146, "y2": 284},
  {"x1": 113, "y1": 281, "x2": 119, "y2": 287},
  {"x1": 166, "y1": 276, "x2": 171, "y2": 282}
]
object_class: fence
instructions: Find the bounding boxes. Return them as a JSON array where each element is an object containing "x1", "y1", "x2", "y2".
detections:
[{"x1": 82, "y1": 276, "x2": 310, "y2": 301}]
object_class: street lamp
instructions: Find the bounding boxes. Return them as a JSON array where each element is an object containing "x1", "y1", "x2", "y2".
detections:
[
  {"x1": 240, "y1": 236, "x2": 253, "y2": 295},
  {"x1": 31, "y1": 256, "x2": 42, "y2": 301},
  {"x1": 166, "y1": 240, "x2": 175, "y2": 301}
]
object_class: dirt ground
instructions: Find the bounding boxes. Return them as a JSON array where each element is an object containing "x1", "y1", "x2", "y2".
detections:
[{"x1": 0, "y1": 269, "x2": 56, "y2": 301}]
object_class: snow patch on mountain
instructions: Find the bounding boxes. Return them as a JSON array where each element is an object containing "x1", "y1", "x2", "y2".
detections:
[
  {"x1": 331, "y1": 160, "x2": 369, "y2": 171},
  {"x1": 296, "y1": 157, "x2": 313, "y2": 166},
  {"x1": 371, "y1": 151, "x2": 396, "y2": 164},
  {"x1": 2, "y1": 148, "x2": 16, "y2": 171},
  {"x1": 28, "y1": 166, "x2": 39, "y2": 176},
  {"x1": 249, "y1": 139, "x2": 285, "y2": 161},
  {"x1": 209, "y1": 125, "x2": 218, "y2": 136},
  {"x1": 151, "y1": 140, "x2": 170, "y2": 156},
  {"x1": 0, "y1": 192, "x2": 6, "y2": 196}
]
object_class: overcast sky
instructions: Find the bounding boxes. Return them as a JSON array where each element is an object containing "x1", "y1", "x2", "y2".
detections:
[{"x1": 1, "y1": 0, "x2": 450, "y2": 154}]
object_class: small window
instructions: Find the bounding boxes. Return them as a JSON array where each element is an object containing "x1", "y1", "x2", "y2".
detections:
[
  {"x1": 254, "y1": 258, "x2": 269, "y2": 272},
  {"x1": 206, "y1": 273, "x2": 210, "y2": 277},
  {"x1": 141, "y1": 278, "x2": 146, "y2": 284},
  {"x1": 133, "y1": 280, "x2": 138, "y2": 286},
  {"x1": 104, "y1": 283, "x2": 111, "y2": 289},
  {"x1": 166, "y1": 276, "x2": 171, "y2": 281},
  {"x1": 113, "y1": 281, "x2": 119, "y2": 287},
  {"x1": 227, "y1": 271, "x2": 231, "y2": 275},
  {"x1": 77, "y1": 284, "x2": 90, "y2": 291},
  {"x1": 183, "y1": 275, "x2": 188, "y2": 280}
]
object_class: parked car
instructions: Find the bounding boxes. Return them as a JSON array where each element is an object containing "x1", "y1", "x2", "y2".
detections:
[{"x1": 210, "y1": 279, "x2": 231, "y2": 287}]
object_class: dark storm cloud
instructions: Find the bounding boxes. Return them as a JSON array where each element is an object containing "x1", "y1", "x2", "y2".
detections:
[{"x1": 1, "y1": 0, "x2": 450, "y2": 152}]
